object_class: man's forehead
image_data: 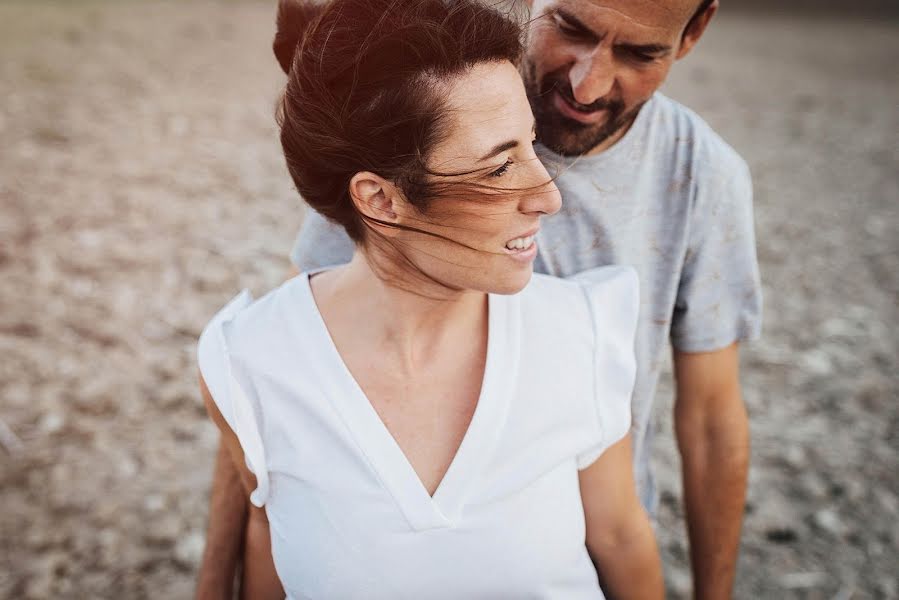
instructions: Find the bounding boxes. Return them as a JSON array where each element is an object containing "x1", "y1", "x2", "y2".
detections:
[{"x1": 538, "y1": 0, "x2": 698, "y2": 33}]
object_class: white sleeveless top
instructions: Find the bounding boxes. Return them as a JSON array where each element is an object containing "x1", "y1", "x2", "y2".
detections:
[{"x1": 198, "y1": 266, "x2": 638, "y2": 599}]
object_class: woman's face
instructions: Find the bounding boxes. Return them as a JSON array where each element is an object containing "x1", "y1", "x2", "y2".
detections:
[{"x1": 390, "y1": 60, "x2": 562, "y2": 295}]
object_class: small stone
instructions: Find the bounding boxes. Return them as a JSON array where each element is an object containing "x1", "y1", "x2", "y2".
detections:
[
  {"x1": 668, "y1": 565, "x2": 692, "y2": 598},
  {"x1": 877, "y1": 577, "x2": 897, "y2": 598},
  {"x1": 117, "y1": 455, "x2": 139, "y2": 478},
  {"x1": 25, "y1": 528, "x2": 51, "y2": 551},
  {"x1": 799, "y1": 472, "x2": 829, "y2": 500},
  {"x1": 174, "y1": 530, "x2": 205, "y2": 568},
  {"x1": 812, "y1": 508, "x2": 846, "y2": 537},
  {"x1": 780, "y1": 571, "x2": 828, "y2": 590},
  {"x1": 784, "y1": 445, "x2": 807, "y2": 470},
  {"x1": 98, "y1": 528, "x2": 118, "y2": 550},
  {"x1": 765, "y1": 526, "x2": 798, "y2": 544},
  {"x1": 37, "y1": 412, "x2": 65, "y2": 434},
  {"x1": 844, "y1": 479, "x2": 865, "y2": 502},
  {"x1": 143, "y1": 494, "x2": 166, "y2": 513},
  {"x1": 800, "y1": 349, "x2": 833, "y2": 375},
  {"x1": 821, "y1": 317, "x2": 860, "y2": 339},
  {"x1": 874, "y1": 489, "x2": 899, "y2": 516},
  {"x1": 25, "y1": 575, "x2": 52, "y2": 600},
  {"x1": 25, "y1": 552, "x2": 66, "y2": 599},
  {"x1": 144, "y1": 515, "x2": 180, "y2": 545}
]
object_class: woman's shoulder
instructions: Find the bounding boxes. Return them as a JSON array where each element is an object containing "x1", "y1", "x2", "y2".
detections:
[
  {"x1": 523, "y1": 265, "x2": 639, "y2": 315},
  {"x1": 197, "y1": 275, "x2": 310, "y2": 375},
  {"x1": 513, "y1": 267, "x2": 639, "y2": 365}
]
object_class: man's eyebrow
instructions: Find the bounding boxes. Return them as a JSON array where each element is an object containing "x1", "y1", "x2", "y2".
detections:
[
  {"x1": 556, "y1": 7, "x2": 672, "y2": 54},
  {"x1": 554, "y1": 8, "x2": 597, "y2": 40},
  {"x1": 618, "y1": 42, "x2": 672, "y2": 54},
  {"x1": 477, "y1": 121, "x2": 536, "y2": 162}
]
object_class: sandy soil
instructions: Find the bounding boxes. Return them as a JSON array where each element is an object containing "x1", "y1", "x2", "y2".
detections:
[{"x1": 0, "y1": 2, "x2": 896, "y2": 598}]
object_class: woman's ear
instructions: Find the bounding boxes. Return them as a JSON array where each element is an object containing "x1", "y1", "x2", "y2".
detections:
[{"x1": 349, "y1": 171, "x2": 400, "y2": 226}]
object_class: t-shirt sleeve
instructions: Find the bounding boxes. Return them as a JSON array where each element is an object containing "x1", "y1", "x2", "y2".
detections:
[
  {"x1": 290, "y1": 209, "x2": 355, "y2": 272},
  {"x1": 197, "y1": 291, "x2": 270, "y2": 507},
  {"x1": 573, "y1": 266, "x2": 639, "y2": 470},
  {"x1": 670, "y1": 159, "x2": 763, "y2": 352}
]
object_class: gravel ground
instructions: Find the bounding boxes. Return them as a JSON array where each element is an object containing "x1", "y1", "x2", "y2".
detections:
[{"x1": 0, "y1": 2, "x2": 896, "y2": 598}]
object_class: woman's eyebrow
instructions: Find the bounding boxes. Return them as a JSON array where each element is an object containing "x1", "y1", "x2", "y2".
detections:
[
  {"x1": 478, "y1": 120, "x2": 537, "y2": 162},
  {"x1": 479, "y1": 140, "x2": 519, "y2": 162}
]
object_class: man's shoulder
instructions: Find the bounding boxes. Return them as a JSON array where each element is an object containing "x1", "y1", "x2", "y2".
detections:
[{"x1": 647, "y1": 93, "x2": 749, "y2": 180}]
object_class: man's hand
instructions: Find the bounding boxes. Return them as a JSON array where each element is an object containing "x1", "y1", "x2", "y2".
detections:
[
  {"x1": 195, "y1": 438, "x2": 250, "y2": 600},
  {"x1": 673, "y1": 342, "x2": 749, "y2": 600}
]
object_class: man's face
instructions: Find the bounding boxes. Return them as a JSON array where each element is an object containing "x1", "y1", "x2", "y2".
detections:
[{"x1": 524, "y1": 0, "x2": 702, "y2": 156}]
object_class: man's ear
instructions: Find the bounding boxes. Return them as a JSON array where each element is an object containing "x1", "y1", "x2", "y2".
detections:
[
  {"x1": 676, "y1": 0, "x2": 718, "y2": 60},
  {"x1": 349, "y1": 171, "x2": 401, "y2": 232}
]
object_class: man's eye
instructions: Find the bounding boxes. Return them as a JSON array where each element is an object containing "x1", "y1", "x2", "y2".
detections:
[
  {"x1": 630, "y1": 51, "x2": 656, "y2": 63},
  {"x1": 554, "y1": 16, "x2": 583, "y2": 37},
  {"x1": 489, "y1": 159, "x2": 513, "y2": 178}
]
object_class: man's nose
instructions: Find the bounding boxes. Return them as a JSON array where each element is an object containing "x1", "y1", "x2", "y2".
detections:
[{"x1": 569, "y1": 48, "x2": 614, "y2": 105}]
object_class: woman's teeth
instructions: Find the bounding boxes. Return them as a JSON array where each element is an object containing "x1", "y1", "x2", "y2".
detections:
[{"x1": 505, "y1": 235, "x2": 535, "y2": 251}]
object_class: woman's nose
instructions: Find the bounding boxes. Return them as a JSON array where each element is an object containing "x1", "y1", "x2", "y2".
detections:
[{"x1": 521, "y1": 160, "x2": 562, "y2": 217}]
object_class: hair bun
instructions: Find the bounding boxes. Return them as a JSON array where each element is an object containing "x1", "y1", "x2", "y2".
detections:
[{"x1": 273, "y1": 0, "x2": 324, "y2": 75}]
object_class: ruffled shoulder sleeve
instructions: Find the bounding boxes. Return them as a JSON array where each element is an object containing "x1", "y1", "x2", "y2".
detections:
[
  {"x1": 571, "y1": 266, "x2": 640, "y2": 469},
  {"x1": 197, "y1": 290, "x2": 270, "y2": 507}
]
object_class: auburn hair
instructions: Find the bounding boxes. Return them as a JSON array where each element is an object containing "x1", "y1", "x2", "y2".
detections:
[{"x1": 273, "y1": 0, "x2": 524, "y2": 242}]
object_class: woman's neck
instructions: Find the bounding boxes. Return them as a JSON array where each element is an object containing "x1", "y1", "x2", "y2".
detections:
[{"x1": 310, "y1": 251, "x2": 488, "y2": 375}]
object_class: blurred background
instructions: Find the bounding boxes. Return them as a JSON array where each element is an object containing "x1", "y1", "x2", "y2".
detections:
[{"x1": 0, "y1": 1, "x2": 896, "y2": 598}]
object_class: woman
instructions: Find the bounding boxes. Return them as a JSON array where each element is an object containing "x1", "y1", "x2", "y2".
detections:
[{"x1": 198, "y1": 0, "x2": 663, "y2": 597}]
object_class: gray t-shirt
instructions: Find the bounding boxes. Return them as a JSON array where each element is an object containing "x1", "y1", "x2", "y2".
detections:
[{"x1": 289, "y1": 92, "x2": 763, "y2": 514}]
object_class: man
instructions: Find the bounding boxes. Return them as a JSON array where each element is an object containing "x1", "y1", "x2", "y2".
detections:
[{"x1": 196, "y1": 0, "x2": 761, "y2": 598}]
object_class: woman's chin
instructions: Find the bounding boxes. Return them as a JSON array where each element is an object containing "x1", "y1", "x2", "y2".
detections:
[{"x1": 486, "y1": 266, "x2": 534, "y2": 296}]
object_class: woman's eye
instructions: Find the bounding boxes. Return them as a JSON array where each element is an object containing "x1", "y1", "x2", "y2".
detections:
[{"x1": 489, "y1": 159, "x2": 513, "y2": 178}]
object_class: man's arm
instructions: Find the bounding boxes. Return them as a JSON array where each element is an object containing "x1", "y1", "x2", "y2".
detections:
[
  {"x1": 581, "y1": 434, "x2": 664, "y2": 600},
  {"x1": 673, "y1": 342, "x2": 749, "y2": 600},
  {"x1": 195, "y1": 439, "x2": 249, "y2": 600}
]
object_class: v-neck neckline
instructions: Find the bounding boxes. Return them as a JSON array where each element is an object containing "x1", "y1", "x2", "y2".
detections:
[{"x1": 297, "y1": 271, "x2": 521, "y2": 531}]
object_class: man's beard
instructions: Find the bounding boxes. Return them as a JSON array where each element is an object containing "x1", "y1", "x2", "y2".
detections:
[{"x1": 524, "y1": 62, "x2": 643, "y2": 157}]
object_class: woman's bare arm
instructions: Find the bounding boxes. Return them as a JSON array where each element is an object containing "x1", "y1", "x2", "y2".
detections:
[
  {"x1": 580, "y1": 434, "x2": 664, "y2": 600},
  {"x1": 199, "y1": 373, "x2": 285, "y2": 600}
]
